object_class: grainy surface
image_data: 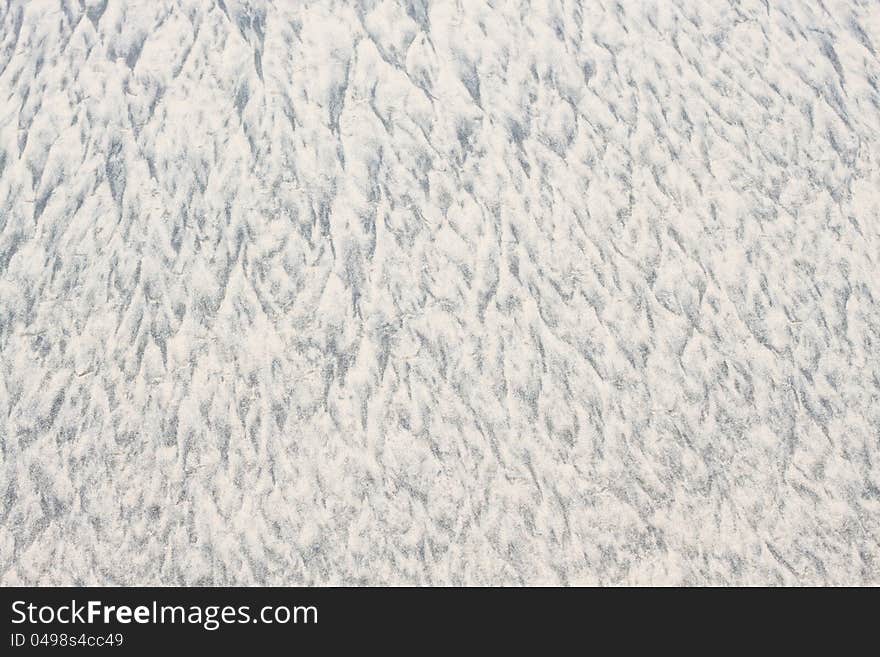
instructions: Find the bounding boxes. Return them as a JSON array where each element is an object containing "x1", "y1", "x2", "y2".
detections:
[{"x1": 1, "y1": 0, "x2": 879, "y2": 585}]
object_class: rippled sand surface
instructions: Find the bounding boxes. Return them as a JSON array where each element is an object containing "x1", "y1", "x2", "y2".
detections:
[{"x1": 1, "y1": 0, "x2": 879, "y2": 585}]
